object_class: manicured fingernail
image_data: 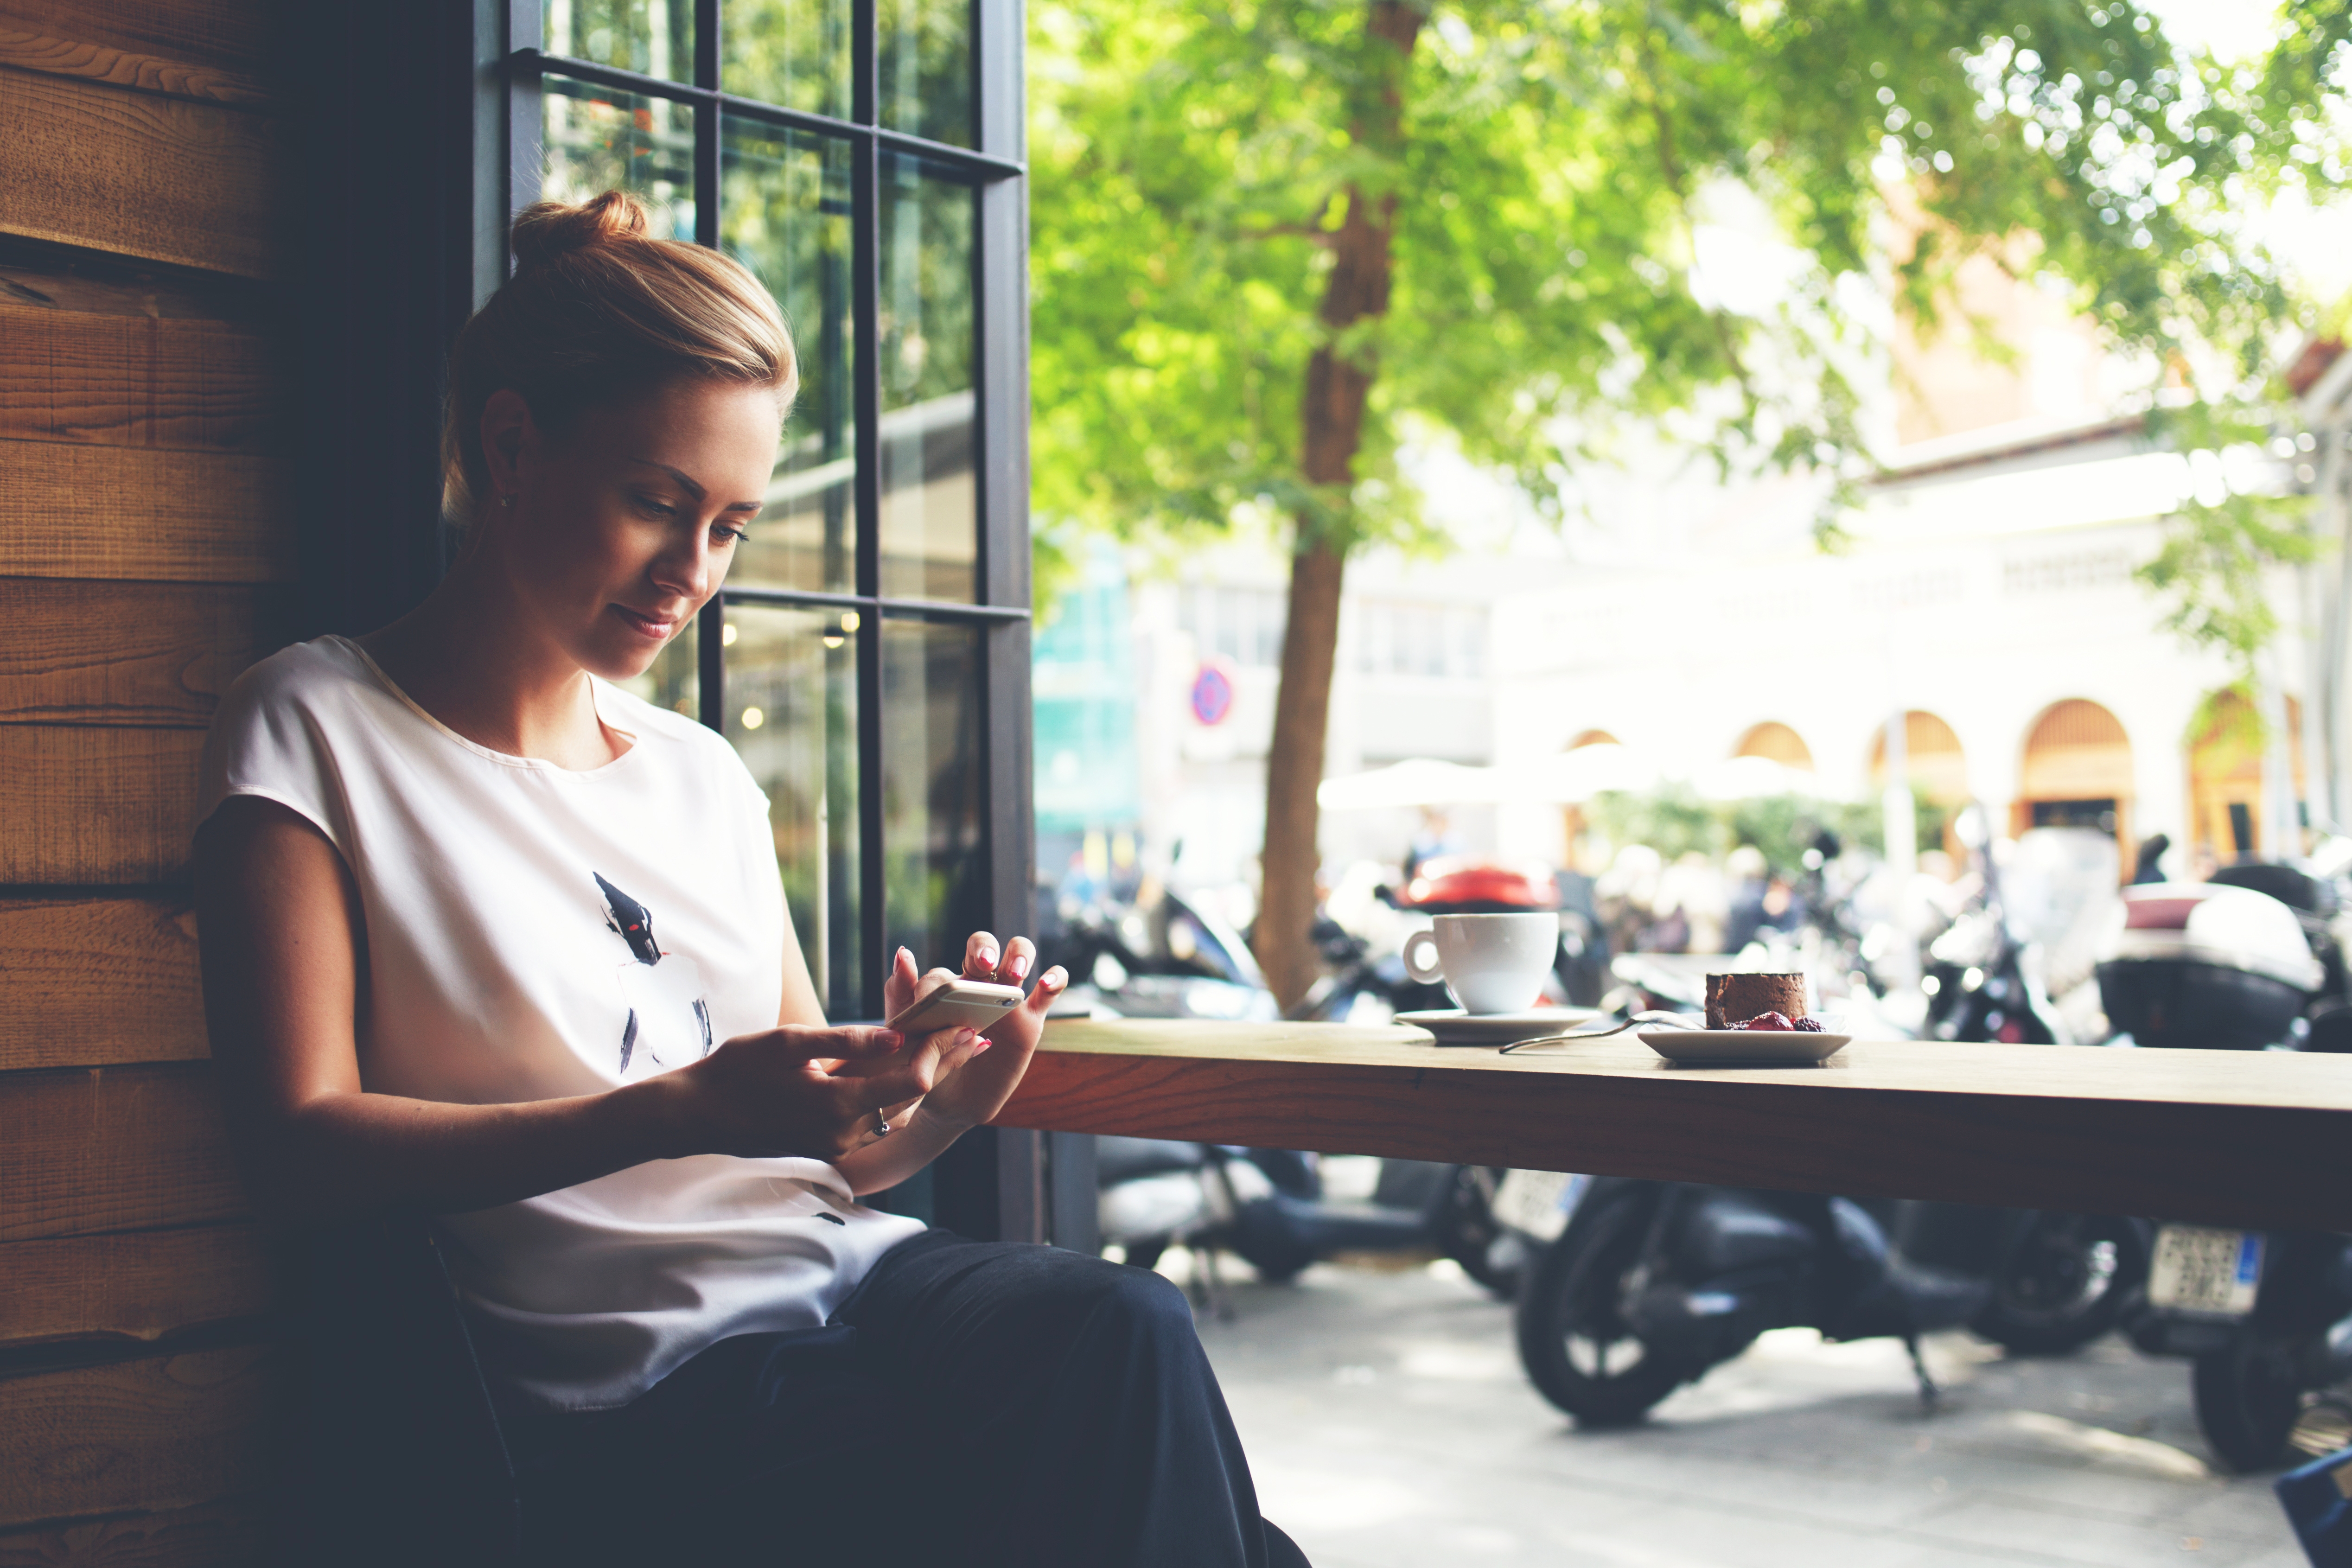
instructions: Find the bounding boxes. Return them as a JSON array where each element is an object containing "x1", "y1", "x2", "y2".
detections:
[
  {"x1": 876, "y1": 1030, "x2": 904, "y2": 1049},
  {"x1": 897, "y1": 947, "x2": 912, "y2": 966},
  {"x1": 1043, "y1": 968, "x2": 1067, "y2": 990},
  {"x1": 956, "y1": 1028, "x2": 979, "y2": 1047},
  {"x1": 1010, "y1": 953, "x2": 1031, "y2": 979},
  {"x1": 971, "y1": 1039, "x2": 992, "y2": 1054}
]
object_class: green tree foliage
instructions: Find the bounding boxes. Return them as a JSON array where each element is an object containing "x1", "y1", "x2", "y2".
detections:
[
  {"x1": 1587, "y1": 785, "x2": 1886, "y2": 878},
  {"x1": 1033, "y1": 0, "x2": 2344, "y2": 548}
]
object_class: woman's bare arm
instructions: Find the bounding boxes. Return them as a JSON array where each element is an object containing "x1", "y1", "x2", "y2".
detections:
[{"x1": 195, "y1": 796, "x2": 939, "y2": 1229}]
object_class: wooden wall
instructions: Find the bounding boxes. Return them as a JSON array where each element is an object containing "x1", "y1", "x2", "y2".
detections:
[{"x1": 0, "y1": 3, "x2": 293, "y2": 1559}]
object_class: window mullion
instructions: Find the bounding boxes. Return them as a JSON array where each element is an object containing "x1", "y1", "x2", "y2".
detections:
[{"x1": 851, "y1": 0, "x2": 885, "y2": 1019}]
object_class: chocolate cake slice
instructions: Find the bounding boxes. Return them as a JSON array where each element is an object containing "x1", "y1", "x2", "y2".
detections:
[{"x1": 1705, "y1": 972, "x2": 1809, "y2": 1030}]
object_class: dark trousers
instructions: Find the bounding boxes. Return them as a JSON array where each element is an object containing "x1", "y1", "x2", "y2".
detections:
[{"x1": 504, "y1": 1230, "x2": 1310, "y2": 1568}]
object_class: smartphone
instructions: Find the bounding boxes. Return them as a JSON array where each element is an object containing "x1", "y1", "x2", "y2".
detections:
[{"x1": 885, "y1": 978, "x2": 1026, "y2": 1038}]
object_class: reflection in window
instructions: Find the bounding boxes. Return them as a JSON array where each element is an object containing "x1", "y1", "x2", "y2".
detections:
[
  {"x1": 883, "y1": 619, "x2": 988, "y2": 971},
  {"x1": 723, "y1": 0, "x2": 852, "y2": 121},
  {"x1": 879, "y1": 0, "x2": 973, "y2": 147},
  {"x1": 541, "y1": 76, "x2": 697, "y2": 242},
  {"x1": 546, "y1": 0, "x2": 695, "y2": 83},
  {"x1": 723, "y1": 123, "x2": 854, "y2": 595},
  {"x1": 879, "y1": 159, "x2": 978, "y2": 601},
  {"x1": 726, "y1": 604, "x2": 863, "y2": 1014}
]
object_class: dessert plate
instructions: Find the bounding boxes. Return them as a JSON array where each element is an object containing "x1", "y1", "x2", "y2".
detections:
[
  {"x1": 1637, "y1": 1028, "x2": 1849, "y2": 1065},
  {"x1": 1396, "y1": 1007, "x2": 1604, "y2": 1046}
]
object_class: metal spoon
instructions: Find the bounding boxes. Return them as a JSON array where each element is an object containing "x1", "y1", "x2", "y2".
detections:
[{"x1": 1498, "y1": 1009, "x2": 1704, "y2": 1053}]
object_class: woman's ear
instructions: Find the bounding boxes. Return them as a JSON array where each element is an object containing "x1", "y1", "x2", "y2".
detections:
[{"x1": 478, "y1": 388, "x2": 542, "y2": 505}]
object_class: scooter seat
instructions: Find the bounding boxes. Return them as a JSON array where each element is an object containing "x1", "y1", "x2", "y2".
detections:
[{"x1": 1094, "y1": 1136, "x2": 1208, "y2": 1184}]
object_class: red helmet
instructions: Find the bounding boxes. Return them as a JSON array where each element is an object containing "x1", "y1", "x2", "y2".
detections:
[{"x1": 1402, "y1": 855, "x2": 1559, "y2": 911}]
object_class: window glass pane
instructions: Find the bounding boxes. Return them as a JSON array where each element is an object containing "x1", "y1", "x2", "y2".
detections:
[
  {"x1": 722, "y1": 121, "x2": 855, "y2": 594},
  {"x1": 541, "y1": 76, "x2": 697, "y2": 241},
  {"x1": 883, "y1": 618, "x2": 988, "y2": 970},
  {"x1": 546, "y1": 0, "x2": 695, "y2": 83},
  {"x1": 723, "y1": 0, "x2": 852, "y2": 121},
  {"x1": 725, "y1": 603, "x2": 863, "y2": 1017},
  {"x1": 879, "y1": 158, "x2": 978, "y2": 601},
  {"x1": 611, "y1": 615, "x2": 700, "y2": 719},
  {"x1": 879, "y1": 0, "x2": 972, "y2": 147}
]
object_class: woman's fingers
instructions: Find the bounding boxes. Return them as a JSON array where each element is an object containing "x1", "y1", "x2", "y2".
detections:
[
  {"x1": 962, "y1": 930, "x2": 1001, "y2": 978},
  {"x1": 995, "y1": 935, "x2": 1036, "y2": 984},
  {"x1": 882, "y1": 945, "x2": 921, "y2": 1019},
  {"x1": 766, "y1": 1024, "x2": 904, "y2": 1064}
]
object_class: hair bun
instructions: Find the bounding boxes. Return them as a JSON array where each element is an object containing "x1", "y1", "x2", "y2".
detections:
[{"x1": 509, "y1": 191, "x2": 651, "y2": 271}]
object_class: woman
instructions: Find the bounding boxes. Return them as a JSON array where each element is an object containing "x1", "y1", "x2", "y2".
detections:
[{"x1": 194, "y1": 191, "x2": 1306, "y2": 1567}]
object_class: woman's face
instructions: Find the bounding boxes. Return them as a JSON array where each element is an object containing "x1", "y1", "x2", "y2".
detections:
[{"x1": 484, "y1": 376, "x2": 781, "y2": 682}]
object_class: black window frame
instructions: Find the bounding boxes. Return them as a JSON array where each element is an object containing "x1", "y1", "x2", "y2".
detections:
[{"x1": 486, "y1": 0, "x2": 1035, "y2": 1030}]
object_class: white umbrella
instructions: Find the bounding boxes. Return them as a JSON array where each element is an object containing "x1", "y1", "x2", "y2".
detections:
[
  {"x1": 1692, "y1": 754, "x2": 1818, "y2": 802},
  {"x1": 1317, "y1": 758, "x2": 1505, "y2": 811},
  {"x1": 1509, "y1": 744, "x2": 1663, "y2": 804}
]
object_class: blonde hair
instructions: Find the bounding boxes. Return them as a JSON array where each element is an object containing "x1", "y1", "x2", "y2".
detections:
[{"x1": 441, "y1": 191, "x2": 797, "y2": 528}]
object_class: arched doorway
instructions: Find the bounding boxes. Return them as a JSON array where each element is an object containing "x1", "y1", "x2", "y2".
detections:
[
  {"x1": 2188, "y1": 689, "x2": 2305, "y2": 865},
  {"x1": 1868, "y1": 711, "x2": 1969, "y2": 857},
  {"x1": 1734, "y1": 721, "x2": 1816, "y2": 772},
  {"x1": 2014, "y1": 699, "x2": 2132, "y2": 847}
]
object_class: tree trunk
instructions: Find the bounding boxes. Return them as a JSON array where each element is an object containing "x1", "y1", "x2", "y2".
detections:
[{"x1": 1253, "y1": 0, "x2": 1422, "y2": 1012}]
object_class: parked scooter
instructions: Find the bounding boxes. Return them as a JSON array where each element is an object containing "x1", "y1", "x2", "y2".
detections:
[
  {"x1": 1510, "y1": 1176, "x2": 1992, "y2": 1423},
  {"x1": 1097, "y1": 1138, "x2": 1514, "y2": 1299},
  {"x1": 2099, "y1": 858, "x2": 2352, "y2": 1469}
]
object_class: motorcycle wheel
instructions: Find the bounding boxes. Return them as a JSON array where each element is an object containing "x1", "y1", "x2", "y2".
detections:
[
  {"x1": 1514, "y1": 1193, "x2": 1686, "y2": 1426},
  {"x1": 1973, "y1": 1214, "x2": 2146, "y2": 1357},
  {"x1": 2192, "y1": 1332, "x2": 2305, "y2": 1472},
  {"x1": 1437, "y1": 1166, "x2": 1517, "y2": 1298}
]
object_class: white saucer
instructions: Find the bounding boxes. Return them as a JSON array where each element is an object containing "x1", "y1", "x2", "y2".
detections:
[
  {"x1": 1396, "y1": 1007, "x2": 1605, "y2": 1045},
  {"x1": 1637, "y1": 1028, "x2": 1850, "y2": 1065}
]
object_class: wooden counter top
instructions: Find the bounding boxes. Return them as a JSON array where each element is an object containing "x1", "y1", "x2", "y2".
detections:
[{"x1": 996, "y1": 1020, "x2": 2352, "y2": 1232}]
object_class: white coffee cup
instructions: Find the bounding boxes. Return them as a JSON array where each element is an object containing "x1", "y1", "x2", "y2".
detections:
[{"x1": 1401, "y1": 911, "x2": 1560, "y2": 1014}]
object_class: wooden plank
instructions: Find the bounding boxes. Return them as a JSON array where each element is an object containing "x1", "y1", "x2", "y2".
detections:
[
  {"x1": 0, "y1": 1496, "x2": 268, "y2": 1568},
  {"x1": 0, "y1": 1347, "x2": 279, "y2": 1531},
  {"x1": 0, "y1": 1066, "x2": 243, "y2": 1243},
  {"x1": 0, "y1": 729, "x2": 204, "y2": 886},
  {"x1": 0, "y1": 581, "x2": 287, "y2": 729},
  {"x1": 0, "y1": 897, "x2": 207, "y2": 1073},
  {"x1": 0, "y1": 70, "x2": 283, "y2": 278},
  {"x1": 0, "y1": 441, "x2": 293, "y2": 584},
  {"x1": 0, "y1": 4, "x2": 270, "y2": 106},
  {"x1": 0, "y1": 1228, "x2": 272, "y2": 1351},
  {"x1": 0, "y1": 296, "x2": 275, "y2": 451},
  {"x1": 0, "y1": 249, "x2": 267, "y2": 325},
  {"x1": 1001, "y1": 1020, "x2": 2352, "y2": 1233}
]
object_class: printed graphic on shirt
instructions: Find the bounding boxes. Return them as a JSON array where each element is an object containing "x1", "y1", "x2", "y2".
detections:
[{"x1": 595, "y1": 873, "x2": 715, "y2": 1074}]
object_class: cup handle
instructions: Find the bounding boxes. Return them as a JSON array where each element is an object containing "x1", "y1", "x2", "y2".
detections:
[{"x1": 1402, "y1": 929, "x2": 1444, "y2": 984}]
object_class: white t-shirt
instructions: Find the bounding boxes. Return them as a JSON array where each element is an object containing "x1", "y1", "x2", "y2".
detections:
[{"x1": 198, "y1": 636, "x2": 924, "y2": 1410}]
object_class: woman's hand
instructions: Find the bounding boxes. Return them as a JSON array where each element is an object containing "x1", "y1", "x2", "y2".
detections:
[
  {"x1": 888, "y1": 932, "x2": 1066, "y2": 1134},
  {"x1": 654, "y1": 1022, "x2": 984, "y2": 1160}
]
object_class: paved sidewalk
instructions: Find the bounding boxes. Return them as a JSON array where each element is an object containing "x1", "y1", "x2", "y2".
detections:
[{"x1": 1187, "y1": 1255, "x2": 2307, "y2": 1568}]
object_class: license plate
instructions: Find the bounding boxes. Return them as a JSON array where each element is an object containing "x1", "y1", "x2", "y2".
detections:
[
  {"x1": 2148, "y1": 1225, "x2": 2264, "y2": 1315},
  {"x1": 1492, "y1": 1170, "x2": 1587, "y2": 1242}
]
